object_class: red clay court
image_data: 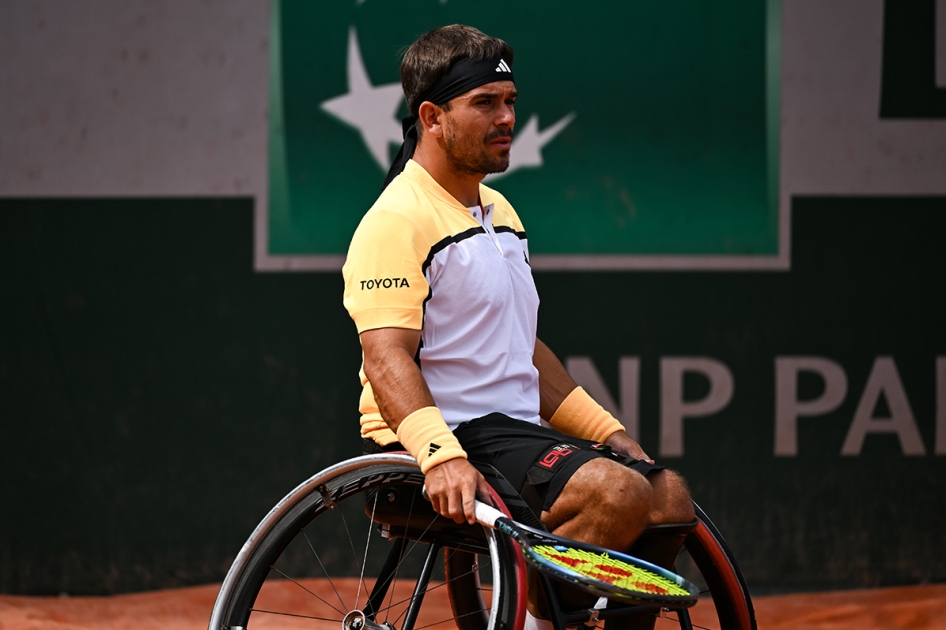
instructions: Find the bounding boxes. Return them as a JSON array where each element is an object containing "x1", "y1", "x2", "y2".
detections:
[{"x1": 2, "y1": 582, "x2": 944, "y2": 630}]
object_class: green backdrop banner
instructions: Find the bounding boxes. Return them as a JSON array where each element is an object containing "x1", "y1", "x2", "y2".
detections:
[{"x1": 268, "y1": 0, "x2": 778, "y2": 263}]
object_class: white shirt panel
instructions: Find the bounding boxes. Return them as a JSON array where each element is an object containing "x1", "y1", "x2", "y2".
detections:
[{"x1": 420, "y1": 205, "x2": 541, "y2": 428}]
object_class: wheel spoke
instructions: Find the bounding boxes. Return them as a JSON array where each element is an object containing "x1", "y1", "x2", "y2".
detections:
[
  {"x1": 302, "y1": 530, "x2": 348, "y2": 612},
  {"x1": 413, "y1": 606, "x2": 493, "y2": 630},
  {"x1": 383, "y1": 485, "x2": 418, "y2": 623},
  {"x1": 249, "y1": 606, "x2": 344, "y2": 622},
  {"x1": 386, "y1": 508, "x2": 443, "y2": 586},
  {"x1": 340, "y1": 510, "x2": 374, "y2": 610},
  {"x1": 373, "y1": 555, "x2": 490, "y2": 619},
  {"x1": 356, "y1": 490, "x2": 380, "y2": 610},
  {"x1": 656, "y1": 609, "x2": 699, "y2": 630},
  {"x1": 269, "y1": 565, "x2": 346, "y2": 616}
]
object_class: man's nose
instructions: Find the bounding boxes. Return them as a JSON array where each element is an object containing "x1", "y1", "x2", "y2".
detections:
[{"x1": 496, "y1": 103, "x2": 515, "y2": 128}]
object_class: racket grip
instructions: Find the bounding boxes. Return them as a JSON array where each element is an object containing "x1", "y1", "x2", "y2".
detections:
[
  {"x1": 420, "y1": 485, "x2": 504, "y2": 528},
  {"x1": 474, "y1": 499, "x2": 505, "y2": 528}
]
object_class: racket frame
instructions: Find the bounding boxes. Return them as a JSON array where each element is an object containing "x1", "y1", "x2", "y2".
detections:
[{"x1": 475, "y1": 500, "x2": 698, "y2": 608}]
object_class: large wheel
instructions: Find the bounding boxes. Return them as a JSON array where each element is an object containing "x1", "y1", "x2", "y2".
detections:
[
  {"x1": 209, "y1": 454, "x2": 525, "y2": 630},
  {"x1": 653, "y1": 503, "x2": 756, "y2": 630}
]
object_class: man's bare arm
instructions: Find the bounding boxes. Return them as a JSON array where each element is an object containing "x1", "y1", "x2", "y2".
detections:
[
  {"x1": 534, "y1": 337, "x2": 579, "y2": 420},
  {"x1": 360, "y1": 327, "x2": 434, "y2": 428},
  {"x1": 360, "y1": 327, "x2": 491, "y2": 524},
  {"x1": 533, "y1": 337, "x2": 652, "y2": 462}
]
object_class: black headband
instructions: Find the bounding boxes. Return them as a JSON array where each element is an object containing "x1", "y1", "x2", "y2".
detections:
[{"x1": 382, "y1": 55, "x2": 515, "y2": 189}]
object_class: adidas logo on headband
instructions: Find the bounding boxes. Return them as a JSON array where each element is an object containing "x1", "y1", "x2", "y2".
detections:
[{"x1": 495, "y1": 59, "x2": 512, "y2": 73}]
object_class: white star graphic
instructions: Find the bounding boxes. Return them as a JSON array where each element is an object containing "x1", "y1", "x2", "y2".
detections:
[
  {"x1": 320, "y1": 27, "x2": 404, "y2": 170},
  {"x1": 319, "y1": 26, "x2": 575, "y2": 178},
  {"x1": 484, "y1": 113, "x2": 576, "y2": 182}
]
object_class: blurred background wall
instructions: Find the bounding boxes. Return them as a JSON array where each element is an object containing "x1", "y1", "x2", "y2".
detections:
[{"x1": 1, "y1": 0, "x2": 944, "y2": 595}]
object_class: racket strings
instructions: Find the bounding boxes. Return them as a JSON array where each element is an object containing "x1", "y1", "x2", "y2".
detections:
[{"x1": 532, "y1": 545, "x2": 690, "y2": 597}]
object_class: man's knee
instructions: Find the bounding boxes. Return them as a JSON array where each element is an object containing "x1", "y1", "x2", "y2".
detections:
[
  {"x1": 588, "y1": 460, "x2": 654, "y2": 517},
  {"x1": 543, "y1": 458, "x2": 652, "y2": 529},
  {"x1": 647, "y1": 469, "x2": 695, "y2": 525},
  {"x1": 569, "y1": 458, "x2": 650, "y2": 502}
]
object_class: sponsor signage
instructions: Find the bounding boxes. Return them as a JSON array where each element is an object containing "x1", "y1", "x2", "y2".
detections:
[{"x1": 267, "y1": 0, "x2": 779, "y2": 269}]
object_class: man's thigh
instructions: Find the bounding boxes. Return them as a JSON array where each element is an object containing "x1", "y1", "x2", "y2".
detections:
[{"x1": 453, "y1": 414, "x2": 663, "y2": 515}]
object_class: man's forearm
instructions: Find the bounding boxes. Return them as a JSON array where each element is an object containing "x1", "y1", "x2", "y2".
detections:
[
  {"x1": 359, "y1": 328, "x2": 483, "y2": 524},
  {"x1": 534, "y1": 337, "x2": 630, "y2": 445},
  {"x1": 360, "y1": 327, "x2": 436, "y2": 431},
  {"x1": 534, "y1": 337, "x2": 579, "y2": 420},
  {"x1": 364, "y1": 344, "x2": 436, "y2": 431},
  {"x1": 361, "y1": 327, "x2": 467, "y2": 474}
]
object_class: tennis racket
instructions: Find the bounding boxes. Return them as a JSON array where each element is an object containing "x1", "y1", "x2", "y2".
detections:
[{"x1": 474, "y1": 500, "x2": 699, "y2": 608}]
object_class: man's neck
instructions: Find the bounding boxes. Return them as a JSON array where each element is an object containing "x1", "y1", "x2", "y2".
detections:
[{"x1": 413, "y1": 147, "x2": 483, "y2": 208}]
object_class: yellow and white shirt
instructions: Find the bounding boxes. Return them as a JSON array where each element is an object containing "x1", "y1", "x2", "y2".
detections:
[{"x1": 343, "y1": 160, "x2": 541, "y2": 445}]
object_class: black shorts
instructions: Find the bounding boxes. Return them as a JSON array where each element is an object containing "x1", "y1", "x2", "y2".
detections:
[
  {"x1": 363, "y1": 413, "x2": 663, "y2": 516},
  {"x1": 455, "y1": 414, "x2": 663, "y2": 512}
]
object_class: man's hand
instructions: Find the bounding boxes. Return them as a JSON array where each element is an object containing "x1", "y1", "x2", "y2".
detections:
[
  {"x1": 605, "y1": 431, "x2": 655, "y2": 464},
  {"x1": 423, "y1": 458, "x2": 493, "y2": 524}
]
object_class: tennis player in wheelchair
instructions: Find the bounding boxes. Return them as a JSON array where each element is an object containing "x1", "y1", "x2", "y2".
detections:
[{"x1": 342, "y1": 24, "x2": 695, "y2": 630}]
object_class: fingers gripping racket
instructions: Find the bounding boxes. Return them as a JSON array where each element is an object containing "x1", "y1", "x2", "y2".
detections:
[{"x1": 473, "y1": 500, "x2": 698, "y2": 608}]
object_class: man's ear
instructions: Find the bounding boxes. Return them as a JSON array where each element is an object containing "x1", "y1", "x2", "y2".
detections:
[{"x1": 417, "y1": 101, "x2": 444, "y2": 138}]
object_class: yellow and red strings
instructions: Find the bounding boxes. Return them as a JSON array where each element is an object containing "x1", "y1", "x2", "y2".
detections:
[{"x1": 532, "y1": 545, "x2": 689, "y2": 596}]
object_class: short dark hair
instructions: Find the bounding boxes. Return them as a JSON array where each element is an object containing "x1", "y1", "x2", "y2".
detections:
[{"x1": 400, "y1": 24, "x2": 514, "y2": 117}]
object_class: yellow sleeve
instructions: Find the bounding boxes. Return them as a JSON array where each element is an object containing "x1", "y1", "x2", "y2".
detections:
[{"x1": 342, "y1": 208, "x2": 431, "y2": 333}]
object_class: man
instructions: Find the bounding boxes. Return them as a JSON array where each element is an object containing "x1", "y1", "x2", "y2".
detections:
[{"x1": 342, "y1": 24, "x2": 694, "y2": 626}]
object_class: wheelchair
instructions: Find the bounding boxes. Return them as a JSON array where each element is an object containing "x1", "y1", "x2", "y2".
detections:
[{"x1": 208, "y1": 453, "x2": 756, "y2": 630}]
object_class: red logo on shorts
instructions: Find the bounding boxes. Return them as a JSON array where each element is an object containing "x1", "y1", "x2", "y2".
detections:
[{"x1": 537, "y1": 444, "x2": 577, "y2": 469}]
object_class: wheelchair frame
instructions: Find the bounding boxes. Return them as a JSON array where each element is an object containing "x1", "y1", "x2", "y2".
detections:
[{"x1": 208, "y1": 453, "x2": 756, "y2": 630}]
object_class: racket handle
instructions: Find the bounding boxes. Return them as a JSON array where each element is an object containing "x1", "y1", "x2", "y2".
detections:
[
  {"x1": 420, "y1": 485, "x2": 505, "y2": 528},
  {"x1": 474, "y1": 499, "x2": 505, "y2": 528}
]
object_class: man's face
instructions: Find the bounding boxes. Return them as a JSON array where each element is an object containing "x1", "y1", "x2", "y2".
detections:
[{"x1": 441, "y1": 80, "x2": 517, "y2": 176}]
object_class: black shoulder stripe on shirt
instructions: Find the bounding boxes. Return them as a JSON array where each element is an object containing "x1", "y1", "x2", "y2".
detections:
[
  {"x1": 414, "y1": 334, "x2": 424, "y2": 369},
  {"x1": 421, "y1": 226, "x2": 487, "y2": 274},
  {"x1": 419, "y1": 225, "x2": 519, "y2": 335},
  {"x1": 420, "y1": 283, "x2": 433, "y2": 345},
  {"x1": 493, "y1": 226, "x2": 528, "y2": 239},
  {"x1": 420, "y1": 228, "x2": 483, "y2": 337}
]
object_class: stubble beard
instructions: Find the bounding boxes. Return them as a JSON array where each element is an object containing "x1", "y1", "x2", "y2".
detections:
[{"x1": 444, "y1": 122, "x2": 512, "y2": 176}]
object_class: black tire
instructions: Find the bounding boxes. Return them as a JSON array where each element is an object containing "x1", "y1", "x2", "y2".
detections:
[
  {"x1": 208, "y1": 454, "x2": 524, "y2": 630},
  {"x1": 655, "y1": 503, "x2": 756, "y2": 630}
]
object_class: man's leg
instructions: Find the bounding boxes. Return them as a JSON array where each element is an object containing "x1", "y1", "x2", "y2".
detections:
[
  {"x1": 643, "y1": 469, "x2": 695, "y2": 526},
  {"x1": 530, "y1": 459, "x2": 694, "y2": 627},
  {"x1": 541, "y1": 458, "x2": 653, "y2": 550},
  {"x1": 593, "y1": 470, "x2": 696, "y2": 630},
  {"x1": 541, "y1": 459, "x2": 694, "y2": 550},
  {"x1": 450, "y1": 417, "x2": 694, "y2": 624}
]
